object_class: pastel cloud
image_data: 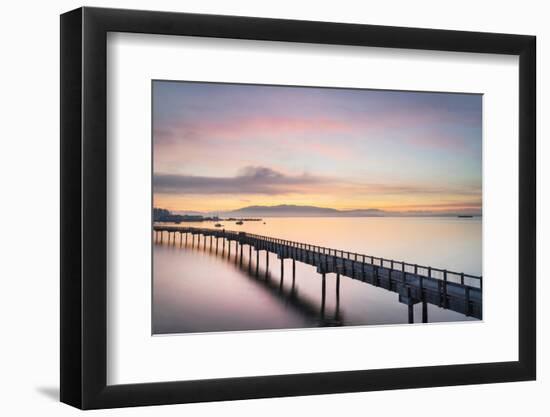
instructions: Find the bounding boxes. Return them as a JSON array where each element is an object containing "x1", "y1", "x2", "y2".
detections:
[
  {"x1": 155, "y1": 115, "x2": 352, "y2": 144},
  {"x1": 154, "y1": 166, "x2": 327, "y2": 195},
  {"x1": 155, "y1": 109, "x2": 478, "y2": 151},
  {"x1": 154, "y1": 165, "x2": 480, "y2": 202}
]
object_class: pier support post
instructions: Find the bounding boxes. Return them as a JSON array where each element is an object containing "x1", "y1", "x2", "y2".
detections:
[
  {"x1": 336, "y1": 273, "x2": 340, "y2": 299},
  {"x1": 422, "y1": 300, "x2": 428, "y2": 323},
  {"x1": 443, "y1": 270, "x2": 448, "y2": 308},
  {"x1": 179, "y1": 232, "x2": 182, "y2": 247},
  {"x1": 239, "y1": 243, "x2": 243, "y2": 265},
  {"x1": 321, "y1": 273, "x2": 326, "y2": 318},
  {"x1": 185, "y1": 233, "x2": 188, "y2": 246},
  {"x1": 279, "y1": 259, "x2": 284, "y2": 291},
  {"x1": 335, "y1": 295, "x2": 340, "y2": 320},
  {"x1": 265, "y1": 251, "x2": 269, "y2": 278},
  {"x1": 256, "y1": 249, "x2": 259, "y2": 276},
  {"x1": 216, "y1": 237, "x2": 219, "y2": 253},
  {"x1": 465, "y1": 287, "x2": 471, "y2": 317},
  {"x1": 408, "y1": 304, "x2": 414, "y2": 324}
]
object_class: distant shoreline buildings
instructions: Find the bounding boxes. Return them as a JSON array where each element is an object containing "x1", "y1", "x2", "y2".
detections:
[{"x1": 153, "y1": 208, "x2": 262, "y2": 223}]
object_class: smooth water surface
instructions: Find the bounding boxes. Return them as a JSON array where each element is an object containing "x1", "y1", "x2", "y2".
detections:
[{"x1": 153, "y1": 217, "x2": 481, "y2": 334}]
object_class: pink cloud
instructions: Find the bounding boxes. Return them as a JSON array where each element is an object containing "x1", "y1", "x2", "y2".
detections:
[
  {"x1": 156, "y1": 115, "x2": 353, "y2": 144},
  {"x1": 154, "y1": 107, "x2": 479, "y2": 164}
]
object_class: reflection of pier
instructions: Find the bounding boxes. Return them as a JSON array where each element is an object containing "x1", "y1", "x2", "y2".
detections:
[
  {"x1": 154, "y1": 226, "x2": 482, "y2": 322},
  {"x1": 231, "y1": 248, "x2": 344, "y2": 326}
]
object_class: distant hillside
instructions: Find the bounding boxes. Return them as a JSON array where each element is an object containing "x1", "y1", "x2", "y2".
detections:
[
  {"x1": 219, "y1": 204, "x2": 388, "y2": 217},
  {"x1": 210, "y1": 204, "x2": 480, "y2": 218}
]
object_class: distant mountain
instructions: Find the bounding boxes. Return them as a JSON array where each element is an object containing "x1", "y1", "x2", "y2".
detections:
[
  {"x1": 218, "y1": 204, "x2": 388, "y2": 217},
  {"x1": 211, "y1": 204, "x2": 481, "y2": 218}
]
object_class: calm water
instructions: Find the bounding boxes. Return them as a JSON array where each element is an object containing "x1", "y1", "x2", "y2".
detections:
[{"x1": 153, "y1": 217, "x2": 481, "y2": 334}]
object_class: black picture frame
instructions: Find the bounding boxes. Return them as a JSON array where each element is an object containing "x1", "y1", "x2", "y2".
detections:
[{"x1": 60, "y1": 6, "x2": 536, "y2": 410}]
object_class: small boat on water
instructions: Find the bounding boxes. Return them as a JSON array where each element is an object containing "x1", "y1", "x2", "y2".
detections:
[
  {"x1": 457, "y1": 215, "x2": 473, "y2": 218},
  {"x1": 236, "y1": 220, "x2": 244, "y2": 225},
  {"x1": 214, "y1": 223, "x2": 223, "y2": 227}
]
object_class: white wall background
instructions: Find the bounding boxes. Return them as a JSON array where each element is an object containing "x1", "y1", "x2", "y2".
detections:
[{"x1": 0, "y1": 0, "x2": 546, "y2": 415}]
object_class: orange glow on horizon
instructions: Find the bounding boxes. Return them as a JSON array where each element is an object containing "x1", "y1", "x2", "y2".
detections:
[{"x1": 153, "y1": 193, "x2": 481, "y2": 214}]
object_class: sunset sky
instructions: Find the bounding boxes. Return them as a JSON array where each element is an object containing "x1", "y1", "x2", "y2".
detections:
[{"x1": 153, "y1": 81, "x2": 482, "y2": 214}]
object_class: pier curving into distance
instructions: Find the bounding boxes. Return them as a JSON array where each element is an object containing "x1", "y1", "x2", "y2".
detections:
[{"x1": 153, "y1": 225, "x2": 482, "y2": 323}]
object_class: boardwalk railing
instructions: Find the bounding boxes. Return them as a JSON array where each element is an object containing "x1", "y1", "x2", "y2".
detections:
[
  {"x1": 153, "y1": 225, "x2": 482, "y2": 320},
  {"x1": 242, "y1": 232, "x2": 481, "y2": 288}
]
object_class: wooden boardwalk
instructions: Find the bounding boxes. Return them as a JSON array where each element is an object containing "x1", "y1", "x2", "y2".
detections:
[{"x1": 154, "y1": 225, "x2": 482, "y2": 321}]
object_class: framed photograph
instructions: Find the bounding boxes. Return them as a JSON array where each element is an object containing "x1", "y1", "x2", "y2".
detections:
[{"x1": 60, "y1": 6, "x2": 536, "y2": 409}]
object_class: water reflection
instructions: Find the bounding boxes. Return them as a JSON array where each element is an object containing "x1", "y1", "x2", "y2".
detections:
[
  {"x1": 155, "y1": 232, "x2": 344, "y2": 328},
  {"x1": 153, "y1": 218, "x2": 478, "y2": 334}
]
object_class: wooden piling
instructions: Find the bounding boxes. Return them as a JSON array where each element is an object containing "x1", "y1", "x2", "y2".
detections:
[
  {"x1": 321, "y1": 273, "x2": 326, "y2": 317},
  {"x1": 443, "y1": 269, "x2": 448, "y2": 308},
  {"x1": 422, "y1": 300, "x2": 428, "y2": 323},
  {"x1": 465, "y1": 286, "x2": 471, "y2": 316}
]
